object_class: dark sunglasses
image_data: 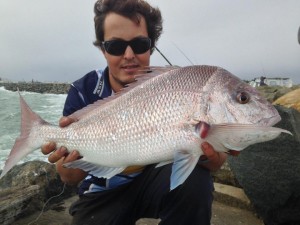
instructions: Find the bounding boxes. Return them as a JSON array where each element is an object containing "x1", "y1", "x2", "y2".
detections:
[{"x1": 101, "y1": 37, "x2": 151, "y2": 56}]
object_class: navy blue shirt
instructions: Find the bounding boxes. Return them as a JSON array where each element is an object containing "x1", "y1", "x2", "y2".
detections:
[{"x1": 63, "y1": 67, "x2": 112, "y2": 117}]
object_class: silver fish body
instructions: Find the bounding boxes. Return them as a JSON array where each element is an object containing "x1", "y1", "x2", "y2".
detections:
[{"x1": 0, "y1": 65, "x2": 291, "y2": 189}]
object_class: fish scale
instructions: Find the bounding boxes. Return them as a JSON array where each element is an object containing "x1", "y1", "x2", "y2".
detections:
[{"x1": 0, "y1": 65, "x2": 291, "y2": 190}]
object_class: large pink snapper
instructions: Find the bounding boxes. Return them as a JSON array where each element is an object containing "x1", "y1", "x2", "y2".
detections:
[{"x1": 0, "y1": 66, "x2": 291, "y2": 190}]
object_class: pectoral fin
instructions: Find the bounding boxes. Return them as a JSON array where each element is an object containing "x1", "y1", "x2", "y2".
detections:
[{"x1": 170, "y1": 150, "x2": 200, "y2": 190}]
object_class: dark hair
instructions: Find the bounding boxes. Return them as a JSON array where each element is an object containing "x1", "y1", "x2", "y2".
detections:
[{"x1": 93, "y1": 0, "x2": 163, "y2": 54}]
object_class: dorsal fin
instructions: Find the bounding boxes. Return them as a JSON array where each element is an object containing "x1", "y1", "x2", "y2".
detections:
[{"x1": 68, "y1": 66, "x2": 180, "y2": 121}]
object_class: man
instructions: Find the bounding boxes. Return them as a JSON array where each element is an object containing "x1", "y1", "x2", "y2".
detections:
[{"x1": 42, "y1": 0, "x2": 227, "y2": 224}]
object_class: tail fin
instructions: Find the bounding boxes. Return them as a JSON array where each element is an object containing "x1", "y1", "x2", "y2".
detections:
[{"x1": 0, "y1": 91, "x2": 48, "y2": 178}]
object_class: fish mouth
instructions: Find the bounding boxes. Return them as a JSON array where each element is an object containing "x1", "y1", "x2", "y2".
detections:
[{"x1": 258, "y1": 114, "x2": 281, "y2": 127}]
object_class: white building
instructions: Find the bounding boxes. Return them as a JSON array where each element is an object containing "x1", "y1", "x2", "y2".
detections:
[{"x1": 249, "y1": 77, "x2": 293, "y2": 88}]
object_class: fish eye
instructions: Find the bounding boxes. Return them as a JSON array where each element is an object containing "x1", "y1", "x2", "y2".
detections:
[{"x1": 237, "y1": 92, "x2": 250, "y2": 104}]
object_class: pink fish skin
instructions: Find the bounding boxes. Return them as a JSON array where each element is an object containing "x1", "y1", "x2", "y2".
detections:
[{"x1": 0, "y1": 65, "x2": 291, "y2": 190}]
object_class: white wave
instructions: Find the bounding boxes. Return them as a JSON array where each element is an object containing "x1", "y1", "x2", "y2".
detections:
[
  {"x1": 0, "y1": 86, "x2": 14, "y2": 93},
  {"x1": 0, "y1": 89, "x2": 67, "y2": 169}
]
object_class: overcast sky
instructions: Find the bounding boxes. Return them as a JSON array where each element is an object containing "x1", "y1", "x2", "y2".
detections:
[{"x1": 1, "y1": 0, "x2": 300, "y2": 84}]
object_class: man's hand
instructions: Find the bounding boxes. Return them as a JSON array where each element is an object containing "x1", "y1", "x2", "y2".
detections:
[
  {"x1": 200, "y1": 142, "x2": 227, "y2": 171},
  {"x1": 41, "y1": 116, "x2": 87, "y2": 185}
]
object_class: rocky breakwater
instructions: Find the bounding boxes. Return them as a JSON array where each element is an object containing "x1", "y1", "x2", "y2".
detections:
[
  {"x1": 0, "y1": 161, "x2": 75, "y2": 225},
  {"x1": 256, "y1": 84, "x2": 300, "y2": 102},
  {"x1": 0, "y1": 82, "x2": 70, "y2": 94}
]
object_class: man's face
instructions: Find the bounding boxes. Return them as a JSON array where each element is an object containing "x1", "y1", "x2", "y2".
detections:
[{"x1": 102, "y1": 12, "x2": 151, "y2": 92}]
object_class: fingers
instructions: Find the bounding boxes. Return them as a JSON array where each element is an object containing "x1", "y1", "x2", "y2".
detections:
[
  {"x1": 62, "y1": 150, "x2": 82, "y2": 163},
  {"x1": 200, "y1": 142, "x2": 228, "y2": 171},
  {"x1": 48, "y1": 147, "x2": 68, "y2": 163},
  {"x1": 41, "y1": 142, "x2": 56, "y2": 155},
  {"x1": 41, "y1": 142, "x2": 67, "y2": 164},
  {"x1": 201, "y1": 142, "x2": 218, "y2": 162},
  {"x1": 59, "y1": 116, "x2": 76, "y2": 127},
  {"x1": 48, "y1": 147, "x2": 81, "y2": 164}
]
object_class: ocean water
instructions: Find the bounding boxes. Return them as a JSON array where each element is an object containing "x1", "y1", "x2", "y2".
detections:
[{"x1": 0, "y1": 86, "x2": 67, "y2": 170}]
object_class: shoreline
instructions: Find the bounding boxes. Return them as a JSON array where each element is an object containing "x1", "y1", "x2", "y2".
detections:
[{"x1": 0, "y1": 82, "x2": 70, "y2": 94}]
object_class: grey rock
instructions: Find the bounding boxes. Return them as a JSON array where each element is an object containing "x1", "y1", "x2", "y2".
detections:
[
  {"x1": 212, "y1": 161, "x2": 241, "y2": 188},
  {"x1": 228, "y1": 106, "x2": 300, "y2": 225},
  {"x1": 0, "y1": 161, "x2": 71, "y2": 200},
  {"x1": 0, "y1": 161, "x2": 75, "y2": 224},
  {"x1": 0, "y1": 185, "x2": 41, "y2": 225}
]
